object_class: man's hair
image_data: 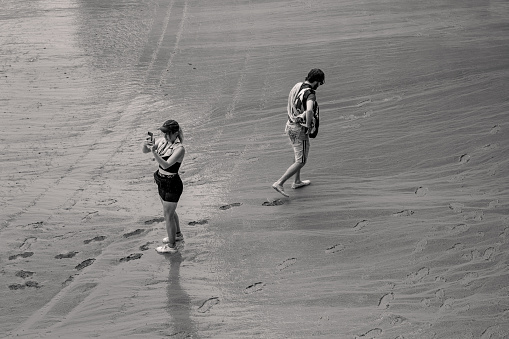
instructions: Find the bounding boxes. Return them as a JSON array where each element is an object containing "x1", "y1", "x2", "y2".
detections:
[{"x1": 305, "y1": 68, "x2": 325, "y2": 83}]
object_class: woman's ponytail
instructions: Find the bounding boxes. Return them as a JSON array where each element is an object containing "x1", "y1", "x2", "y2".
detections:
[{"x1": 177, "y1": 127, "x2": 184, "y2": 143}]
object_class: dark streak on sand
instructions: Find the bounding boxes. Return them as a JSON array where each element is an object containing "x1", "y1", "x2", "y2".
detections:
[
  {"x1": 392, "y1": 210, "x2": 414, "y2": 217},
  {"x1": 219, "y1": 202, "x2": 242, "y2": 210},
  {"x1": 55, "y1": 251, "x2": 79, "y2": 259},
  {"x1": 354, "y1": 220, "x2": 369, "y2": 230},
  {"x1": 9, "y1": 281, "x2": 42, "y2": 290},
  {"x1": 459, "y1": 154, "x2": 471, "y2": 164},
  {"x1": 119, "y1": 253, "x2": 143, "y2": 262},
  {"x1": 20, "y1": 237, "x2": 37, "y2": 251},
  {"x1": 188, "y1": 219, "x2": 208, "y2": 226},
  {"x1": 325, "y1": 244, "x2": 345, "y2": 254},
  {"x1": 75, "y1": 258, "x2": 95, "y2": 270},
  {"x1": 144, "y1": 217, "x2": 165, "y2": 224},
  {"x1": 84, "y1": 235, "x2": 106, "y2": 244},
  {"x1": 197, "y1": 297, "x2": 220, "y2": 313},
  {"x1": 355, "y1": 328, "x2": 383, "y2": 339},
  {"x1": 139, "y1": 242, "x2": 153, "y2": 251},
  {"x1": 277, "y1": 258, "x2": 297, "y2": 271},
  {"x1": 8, "y1": 252, "x2": 34, "y2": 260},
  {"x1": 15, "y1": 270, "x2": 35, "y2": 279},
  {"x1": 415, "y1": 186, "x2": 428, "y2": 196},
  {"x1": 123, "y1": 229, "x2": 144, "y2": 238},
  {"x1": 262, "y1": 199, "x2": 285, "y2": 206},
  {"x1": 245, "y1": 282, "x2": 265, "y2": 294},
  {"x1": 62, "y1": 275, "x2": 75, "y2": 286},
  {"x1": 378, "y1": 292, "x2": 394, "y2": 309}
]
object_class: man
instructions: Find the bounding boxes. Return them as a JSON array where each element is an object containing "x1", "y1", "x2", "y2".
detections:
[{"x1": 272, "y1": 68, "x2": 325, "y2": 197}]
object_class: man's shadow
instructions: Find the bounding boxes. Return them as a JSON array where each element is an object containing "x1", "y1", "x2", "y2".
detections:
[{"x1": 166, "y1": 251, "x2": 198, "y2": 337}]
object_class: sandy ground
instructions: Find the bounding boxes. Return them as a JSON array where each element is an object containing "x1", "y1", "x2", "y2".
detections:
[{"x1": 1, "y1": 0, "x2": 509, "y2": 338}]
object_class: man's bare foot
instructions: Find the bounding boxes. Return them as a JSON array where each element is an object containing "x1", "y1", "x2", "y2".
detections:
[
  {"x1": 291, "y1": 180, "x2": 311, "y2": 189},
  {"x1": 272, "y1": 182, "x2": 289, "y2": 197}
]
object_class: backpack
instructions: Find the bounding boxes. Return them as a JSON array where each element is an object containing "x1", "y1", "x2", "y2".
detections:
[{"x1": 292, "y1": 86, "x2": 320, "y2": 138}]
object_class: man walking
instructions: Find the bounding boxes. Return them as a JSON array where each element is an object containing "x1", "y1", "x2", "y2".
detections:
[{"x1": 272, "y1": 68, "x2": 325, "y2": 197}]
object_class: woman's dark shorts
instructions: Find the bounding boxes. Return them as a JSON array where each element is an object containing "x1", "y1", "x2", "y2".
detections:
[{"x1": 154, "y1": 171, "x2": 183, "y2": 203}]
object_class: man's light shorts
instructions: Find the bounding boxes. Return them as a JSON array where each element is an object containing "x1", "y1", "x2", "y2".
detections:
[
  {"x1": 290, "y1": 136, "x2": 309, "y2": 164},
  {"x1": 285, "y1": 122, "x2": 310, "y2": 164}
]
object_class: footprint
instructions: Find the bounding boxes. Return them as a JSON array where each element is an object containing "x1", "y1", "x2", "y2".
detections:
[
  {"x1": 387, "y1": 314, "x2": 407, "y2": 326},
  {"x1": 447, "y1": 223, "x2": 469, "y2": 235},
  {"x1": 446, "y1": 243, "x2": 465, "y2": 252},
  {"x1": 462, "y1": 250, "x2": 481, "y2": 261},
  {"x1": 488, "y1": 200, "x2": 499, "y2": 209},
  {"x1": 449, "y1": 203, "x2": 464, "y2": 213},
  {"x1": 25, "y1": 281, "x2": 41, "y2": 288},
  {"x1": 354, "y1": 220, "x2": 369, "y2": 230},
  {"x1": 262, "y1": 199, "x2": 285, "y2": 206},
  {"x1": 8, "y1": 252, "x2": 34, "y2": 260},
  {"x1": 277, "y1": 258, "x2": 297, "y2": 271},
  {"x1": 82, "y1": 211, "x2": 98, "y2": 221},
  {"x1": 9, "y1": 284, "x2": 26, "y2": 290},
  {"x1": 464, "y1": 210, "x2": 484, "y2": 221},
  {"x1": 9, "y1": 281, "x2": 42, "y2": 290},
  {"x1": 139, "y1": 242, "x2": 153, "y2": 251},
  {"x1": 415, "y1": 187, "x2": 428, "y2": 197},
  {"x1": 245, "y1": 157, "x2": 259, "y2": 163},
  {"x1": 97, "y1": 199, "x2": 117, "y2": 205},
  {"x1": 55, "y1": 251, "x2": 79, "y2": 259},
  {"x1": 435, "y1": 289, "x2": 446, "y2": 300},
  {"x1": 98, "y1": 199, "x2": 117, "y2": 206},
  {"x1": 482, "y1": 247, "x2": 495, "y2": 261},
  {"x1": 421, "y1": 298, "x2": 432, "y2": 307},
  {"x1": 378, "y1": 292, "x2": 394, "y2": 309},
  {"x1": 119, "y1": 253, "x2": 143, "y2": 263},
  {"x1": 62, "y1": 275, "x2": 75, "y2": 286},
  {"x1": 15, "y1": 270, "x2": 35, "y2": 279},
  {"x1": 84, "y1": 235, "x2": 106, "y2": 244},
  {"x1": 489, "y1": 124, "x2": 501, "y2": 134},
  {"x1": 197, "y1": 297, "x2": 220, "y2": 313},
  {"x1": 481, "y1": 325, "x2": 505, "y2": 339},
  {"x1": 355, "y1": 328, "x2": 383, "y2": 339},
  {"x1": 392, "y1": 210, "x2": 414, "y2": 217},
  {"x1": 500, "y1": 227, "x2": 509, "y2": 239},
  {"x1": 325, "y1": 244, "x2": 345, "y2": 254},
  {"x1": 357, "y1": 99, "x2": 372, "y2": 107},
  {"x1": 413, "y1": 239, "x2": 427, "y2": 253},
  {"x1": 405, "y1": 267, "x2": 429, "y2": 284},
  {"x1": 75, "y1": 258, "x2": 95, "y2": 271},
  {"x1": 219, "y1": 202, "x2": 242, "y2": 210},
  {"x1": 19, "y1": 237, "x2": 37, "y2": 251},
  {"x1": 244, "y1": 282, "x2": 265, "y2": 294},
  {"x1": 439, "y1": 298, "x2": 454, "y2": 311},
  {"x1": 144, "y1": 217, "x2": 165, "y2": 225},
  {"x1": 123, "y1": 229, "x2": 144, "y2": 238},
  {"x1": 459, "y1": 154, "x2": 471, "y2": 164},
  {"x1": 481, "y1": 143, "x2": 499, "y2": 152},
  {"x1": 26, "y1": 221, "x2": 43, "y2": 228},
  {"x1": 188, "y1": 219, "x2": 209, "y2": 226},
  {"x1": 459, "y1": 272, "x2": 478, "y2": 286}
]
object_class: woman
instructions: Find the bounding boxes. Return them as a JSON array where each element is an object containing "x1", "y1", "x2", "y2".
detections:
[{"x1": 142, "y1": 119, "x2": 185, "y2": 253}]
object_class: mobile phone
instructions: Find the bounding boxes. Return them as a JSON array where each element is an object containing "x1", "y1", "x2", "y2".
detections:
[{"x1": 147, "y1": 131, "x2": 154, "y2": 142}]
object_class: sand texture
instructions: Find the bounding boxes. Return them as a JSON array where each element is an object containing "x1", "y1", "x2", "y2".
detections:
[{"x1": 1, "y1": 0, "x2": 509, "y2": 338}]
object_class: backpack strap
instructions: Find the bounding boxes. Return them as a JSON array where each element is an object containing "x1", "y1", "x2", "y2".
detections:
[
  {"x1": 296, "y1": 87, "x2": 314, "y2": 111},
  {"x1": 287, "y1": 83, "x2": 315, "y2": 123}
]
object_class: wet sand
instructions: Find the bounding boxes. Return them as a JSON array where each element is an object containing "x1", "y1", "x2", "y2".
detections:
[{"x1": 1, "y1": 0, "x2": 509, "y2": 338}]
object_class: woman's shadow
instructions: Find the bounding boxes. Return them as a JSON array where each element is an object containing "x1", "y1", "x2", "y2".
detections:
[{"x1": 165, "y1": 251, "x2": 198, "y2": 338}]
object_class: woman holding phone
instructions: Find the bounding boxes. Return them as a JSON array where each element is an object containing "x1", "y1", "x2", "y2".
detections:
[{"x1": 142, "y1": 119, "x2": 185, "y2": 253}]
